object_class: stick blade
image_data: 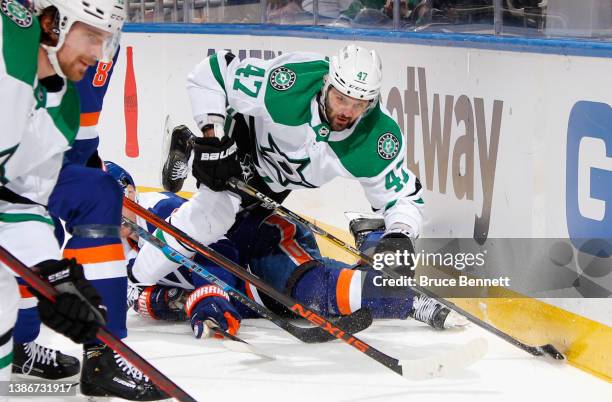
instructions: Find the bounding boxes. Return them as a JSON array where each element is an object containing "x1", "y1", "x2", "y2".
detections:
[
  {"x1": 294, "y1": 308, "x2": 374, "y2": 344},
  {"x1": 537, "y1": 343, "x2": 565, "y2": 360},
  {"x1": 399, "y1": 337, "x2": 488, "y2": 380}
]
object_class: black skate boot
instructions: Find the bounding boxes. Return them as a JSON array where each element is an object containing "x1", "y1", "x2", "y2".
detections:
[
  {"x1": 409, "y1": 294, "x2": 469, "y2": 330},
  {"x1": 80, "y1": 344, "x2": 169, "y2": 401},
  {"x1": 348, "y1": 213, "x2": 386, "y2": 262},
  {"x1": 161, "y1": 125, "x2": 194, "y2": 193},
  {"x1": 12, "y1": 341, "x2": 80, "y2": 380},
  {"x1": 348, "y1": 213, "x2": 385, "y2": 252}
]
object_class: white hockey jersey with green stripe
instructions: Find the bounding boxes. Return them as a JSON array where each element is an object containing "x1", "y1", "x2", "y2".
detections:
[
  {"x1": 0, "y1": 0, "x2": 40, "y2": 186},
  {"x1": 187, "y1": 51, "x2": 424, "y2": 235},
  {"x1": 0, "y1": 2, "x2": 80, "y2": 215}
]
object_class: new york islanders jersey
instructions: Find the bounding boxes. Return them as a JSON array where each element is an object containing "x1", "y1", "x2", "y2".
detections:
[
  {"x1": 187, "y1": 51, "x2": 424, "y2": 235},
  {"x1": 65, "y1": 49, "x2": 119, "y2": 164}
]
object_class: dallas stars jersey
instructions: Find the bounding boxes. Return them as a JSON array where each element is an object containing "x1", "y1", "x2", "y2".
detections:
[
  {"x1": 187, "y1": 51, "x2": 424, "y2": 234},
  {"x1": 0, "y1": 0, "x2": 40, "y2": 186},
  {"x1": 0, "y1": 0, "x2": 80, "y2": 215}
]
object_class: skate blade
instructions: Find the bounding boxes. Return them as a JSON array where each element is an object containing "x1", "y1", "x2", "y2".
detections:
[
  {"x1": 399, "y1": 337, "x2": 488, "y2": 380},
  {"x1": 11, "y1": 371, "x2": 80, "y2": 382},
  {"x1": 159, "y1": 114, "x2": 176, "y2": 187}
]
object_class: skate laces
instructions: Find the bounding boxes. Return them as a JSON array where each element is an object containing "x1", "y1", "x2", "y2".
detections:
[
  {"x1": 114, "y1": 353, "x2": 150, "y2": 383},
  {"x1": 127, "y1": 281, "x2": 142, "y2": 310},
  {"x1": 171, "y1": 160, "x2": 188, "y2": 180},
  {"x1": 411, "y1": 295, "x2": 440, "y2": 324},
  {"x1": 22, "y1": 342, "x2": 58, "y2": 375}
]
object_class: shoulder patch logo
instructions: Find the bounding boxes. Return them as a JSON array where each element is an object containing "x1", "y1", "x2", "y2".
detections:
[
  {"x1": 269, "y1": 66, "x2": 296, "y2": 91},
  {"x1": 1, "y1": 0, "x2": 33, "y2": 28},
  {"x1": 377, "y1": 133, "x2": 400, "y2": 160}
]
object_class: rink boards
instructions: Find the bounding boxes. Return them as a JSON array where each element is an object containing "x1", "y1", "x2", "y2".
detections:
[{"x1": 102, "y1": 26, "x2": 612, "y2": 381}]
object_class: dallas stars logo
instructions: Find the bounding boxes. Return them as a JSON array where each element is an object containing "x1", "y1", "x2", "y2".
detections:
[
  {"x1": 377, "y1": 133, "x2": 400, "y2": 160},
  {"x1": 1, "y1": 0, "x2": 33, "y2": 28},
  {"x1": 0, "y1": 145, "x2": 18, "y2": 185},
  {"x1": 257, "y1": 134, "x2": 315, "y2": 188},
  {"x1": 269, "y1": 67, "x2": 296, "y2": 91}
]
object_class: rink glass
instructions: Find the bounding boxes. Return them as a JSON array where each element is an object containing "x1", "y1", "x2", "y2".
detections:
[{"x1": 125, "y1": 0, "x2": 612, "y2": 39}]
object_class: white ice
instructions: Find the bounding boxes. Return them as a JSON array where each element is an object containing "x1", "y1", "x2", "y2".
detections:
[{"x1": 24, "y1": 310, "x2": 612, "y2": 402}]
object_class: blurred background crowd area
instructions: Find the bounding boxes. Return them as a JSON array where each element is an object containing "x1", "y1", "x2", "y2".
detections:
[{"x1": 126, "y1": 0, "x2": 612, "y2": 39}]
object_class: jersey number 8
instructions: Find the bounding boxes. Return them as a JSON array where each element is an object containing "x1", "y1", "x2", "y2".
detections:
[{"x1": 92, "y1": 61, "x2": 114, "y2": 87}]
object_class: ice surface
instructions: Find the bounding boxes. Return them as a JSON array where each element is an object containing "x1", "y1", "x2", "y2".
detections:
[{"x1": 26, "y1": 310, "x2": 612, "y2": 402}]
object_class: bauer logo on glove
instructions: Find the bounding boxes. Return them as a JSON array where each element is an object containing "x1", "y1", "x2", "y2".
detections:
[
  {"x1": 191, "y1": 136, "x2": 242, "y2": 191},
  {"x1": 199, "y1": 142, "x2": 237, "y2": 161}
]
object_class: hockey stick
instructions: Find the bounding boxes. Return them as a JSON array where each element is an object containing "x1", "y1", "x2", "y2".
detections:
[
  {"x1": 123, "y1": 217, "x2": 373, "y2": 343},
  {"x1": 204, "y1": 321, "x2": 275, "y2": 360},
  {"x1": 0, "y1": 245, "x2": 196, "y2": 402},
  {"x1": 124, "y1": 198, "x2": 487, "y2": 380},
  {"x1": 227, "y1": 178, "x2": 565, "y2": 360}
]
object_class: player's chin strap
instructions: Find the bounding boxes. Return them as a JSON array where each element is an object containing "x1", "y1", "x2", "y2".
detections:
[
  {"x1": 317, "y1": 80, "x2": 332, "y2": 122},
  {"x1": 41, "y1": 42, "x2": 67, "y2": 79}
]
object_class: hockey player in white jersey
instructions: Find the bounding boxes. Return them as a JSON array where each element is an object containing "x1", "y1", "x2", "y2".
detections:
[
  {"x1": 0, "y1": 0, "x2": 123, "y2": 400},
  {"x1": 0, "y1": 1, "x2": 167, "y2": 400},
  {"x1": 132, "y1": 45, "x2": 467, "y2": 333}
]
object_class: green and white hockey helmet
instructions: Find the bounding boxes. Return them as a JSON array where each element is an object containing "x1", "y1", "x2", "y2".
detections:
[
  {"x1": 35, "y1": 0, "x2": 126, "y2": 77},
  {"x1": 327, "y1": 45, "x2": 382, "y2": 101}
]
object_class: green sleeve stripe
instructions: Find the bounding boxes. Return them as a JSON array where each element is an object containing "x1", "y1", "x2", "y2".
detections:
[
  {"x1": 154, "y1": 229, "x2": 181, "y2": 263},
  {"x1": 0, "y1": 213, "x2": 53, "y2": 226},
  {"x1": 1, "y1": 10, "x2": 39, "y2": 86},
  {"x1": 384, "y1": 197, "x2": 424, "y2": 211},
  {"x1": 384, "y1": 200, "x2": 398, "y2": 211},
  {"x1": 209, "y1": 54, "x2": 226, "y2": 92},
  {"x1": 46, "y1": 82, "x2": 80, "y2": 145},
  {"x1": 0, "y1": 351, "x2": 13, "y2": 369}
]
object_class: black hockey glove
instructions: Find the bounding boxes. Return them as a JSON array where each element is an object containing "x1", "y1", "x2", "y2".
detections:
[
  {"x1": 192, "y1": 136, "x2": 242, "y2": 191},
  {"x1": 32, "y1": 258, "x2": 106, "y2": 344},
  {"x1": 373, "y1": 231, "x2": 416, "y2": 279}
]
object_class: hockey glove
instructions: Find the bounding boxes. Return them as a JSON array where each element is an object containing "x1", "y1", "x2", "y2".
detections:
[
  {"x1": 191, "y1": 136, "x2": 242, "y2": 191},
  {"x1": 185, "y1": 285, "x2": 241, "y2": 339},
  {"x1": 373, "y1": 230, "x2": 416, "y2": 279},
  {"x1": 32, "y1": 258, "x2": 106, "y2": 344},
  {"x1": 135, "y1": 285, "x2": 188, "y2": 321}
]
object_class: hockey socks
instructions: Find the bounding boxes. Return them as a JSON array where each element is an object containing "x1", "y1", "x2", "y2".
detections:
[{"x1": 291, "y1": 262, "x2": 413, "y2": 319}]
